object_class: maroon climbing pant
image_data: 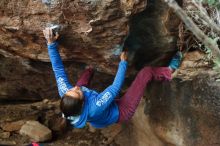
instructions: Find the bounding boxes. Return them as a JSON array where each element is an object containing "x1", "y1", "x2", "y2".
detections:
[
  {"x1": 116, "y1": 67, "x2": 172, "y2": 123},
  {"x1": 76, "y1": 68, "x2": 94, "y2": 87},
  {"x1": 75, "y1": 66, "x2": 172, "y2": 123}
]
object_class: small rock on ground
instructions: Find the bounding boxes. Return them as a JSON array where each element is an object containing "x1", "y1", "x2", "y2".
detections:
[
  {"x1": 0, "y1": 132, "x2": 10, "y2": 139},
  {"x1": 20, "y1": 121, "x2": 52, "y2": 142},
  {"x1": 1, "y1": 120, "x2": 25, "y2": 132}
]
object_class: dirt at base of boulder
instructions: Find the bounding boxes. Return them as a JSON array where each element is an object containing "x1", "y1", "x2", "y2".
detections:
[{"x1": 0, "y1": 99, "x2": 120, "y2": 146}]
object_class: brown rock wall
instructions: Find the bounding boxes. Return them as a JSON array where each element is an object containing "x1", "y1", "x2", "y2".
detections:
[
  {"x1": 0, "y1": 0, "x2": 180, "y2": 100},
  {"x1": 114, "y1": 52, "x2": 220, "y2": 146},
  {"x1": 145, "y1": 52, "x2": 220, "y2": 146},
  {"x1": 0, "y1": 0, "x2": 147, "y2": 71}
]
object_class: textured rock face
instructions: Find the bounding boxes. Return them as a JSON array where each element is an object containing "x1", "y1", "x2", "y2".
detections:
[
  {"x1": 7, "y1": 1, "x2": 220, "y2": 145},
  {"x1": 20, "y1": 120, "x2": 52, "y2": 142},
  {"x1": 113, "y1": 52, "x2": 220, "y2": 146},
  {"x1": 126, "y1": 0, "x2": 182, "y2": 69},
  {"x1": 147, "y1": 74, "x2": 220, "y2": 146},
  {"x1": 114, "y1": 100, "x2": 164, "y2": 146},
  {"x1": 145, "y1": 52, "x2": 220, "y2": 146},
  {"x1": 0, "y1": 0, "x2": 147, "y2": 72},
  {"x1": 0, "y1": 1, "x2": 219, "y2": 145},
  {"x1": 0, "y1": 0, "x2": 180, "y2": 100}
]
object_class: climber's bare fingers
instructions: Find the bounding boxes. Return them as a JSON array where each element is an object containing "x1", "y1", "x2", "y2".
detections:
[
  {"x1": 49, "y1": 28, "x2": 53, "y2": 39},
  {"x1": 55, "y1": 32, "x2": 59, "y2": 40}
]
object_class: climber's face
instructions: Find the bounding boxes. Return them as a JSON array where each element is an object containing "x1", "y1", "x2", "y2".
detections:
[{"x1": 66, "y1": 86, "x2": 83, "y2": 100}]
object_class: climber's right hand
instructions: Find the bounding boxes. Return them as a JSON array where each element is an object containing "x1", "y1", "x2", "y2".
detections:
[{"x1": 43, "y1": 27, "x2": 59, "y2": 45}]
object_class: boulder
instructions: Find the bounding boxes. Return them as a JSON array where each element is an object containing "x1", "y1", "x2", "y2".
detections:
[
  {"x1": 19, "y1": 121, "x2": 52, "y2": 142},
  {"x1": 0, "y1": 0, "x2": 180, "y2": 100},
  {"x1": 112, "y1": 52, "x2": 220, "y2": 146},
  {"x1": 114, "y1": 100, "x2": 164, "y2": 146},
  {"x1": 146, "y1": 52, "x2": 220, "y2": 146}
]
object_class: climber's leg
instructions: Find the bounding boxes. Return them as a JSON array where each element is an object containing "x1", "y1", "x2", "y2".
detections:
[
  {"x1": 76, "y1": 68, "x2": 94, "y2": 87},
  {"x1": 117, "y1": 67, "x2": 172, "y2": 123},
  {"x1": 117, "y1": 67, "x2": 153, "y2": 123}
]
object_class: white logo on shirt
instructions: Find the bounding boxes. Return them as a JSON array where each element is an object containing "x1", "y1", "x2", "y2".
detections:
[
  {"x1": 81, "y1": 86, "x2": 90, "y2": 92},
  {"x1": 58, "y1": 77, "x2": 68, "y2": 94},
  {"x1": 96, "y1": 92, "x2": 111, "y2": 107}
]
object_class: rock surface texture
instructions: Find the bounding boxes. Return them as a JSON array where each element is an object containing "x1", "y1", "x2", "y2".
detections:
[
  {"x1": 149, "y1": 76, "x2": 220, "y2": 146},
  {"x1": 20, "y1": 121, "x2": 52, "y2": 142},
  {"x1": 0, "y1": 0, "x2": 180, "y2": 100},
  {"x1": 2, "y1": 0, "x2": 218, "y2": 146},
  {"x1": 0, "y1": 51, "x2": 220, "y2": 146},
  {"x1": 0, "y1": 0, "x2": 147, "y2": 71},
  {"x1": 112, "y1": 51, "x2": 220, "y2": 146}
]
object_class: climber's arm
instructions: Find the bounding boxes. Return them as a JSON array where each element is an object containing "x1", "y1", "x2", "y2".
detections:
[
  {"x1": 43, "y1": 28, "x2": 73, "y2": 97},
  {"x1": 91, "y1": 52, "x2": 128, "y2": 115}
]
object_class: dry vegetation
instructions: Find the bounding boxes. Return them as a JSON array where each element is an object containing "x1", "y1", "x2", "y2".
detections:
[{"x1": 165, "y1": 0, "x2": 220, "y2": 70}]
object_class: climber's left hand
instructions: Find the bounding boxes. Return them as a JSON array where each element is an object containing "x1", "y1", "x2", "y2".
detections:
[
  {"x1": 120, "y1": 51, "x2": 128, "y2": 61},
  {"x1": 43, "y1": 27, "x2": 59, "y2": 45}
]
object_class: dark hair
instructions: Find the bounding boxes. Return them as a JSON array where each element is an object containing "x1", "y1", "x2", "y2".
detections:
[{"x1": 60, "y1": 94, "x2": 83, "y2": 117}]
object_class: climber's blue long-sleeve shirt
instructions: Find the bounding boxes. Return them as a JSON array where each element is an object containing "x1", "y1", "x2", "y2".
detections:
[{"x1": 47, "y1": 42, "x2": 128, "y2": 128}]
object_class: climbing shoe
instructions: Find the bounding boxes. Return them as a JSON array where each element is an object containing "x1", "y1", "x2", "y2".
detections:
[{"x1": 168, "y1": 51, "x2": 183, "y2": 70}]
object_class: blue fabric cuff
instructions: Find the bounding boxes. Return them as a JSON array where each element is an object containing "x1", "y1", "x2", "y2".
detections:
[
  {"x1": 120, "y1": 60, "x2": 128, "y2": 66},
  {"x1": 47, "y1": 42, "x2": 58, "y2": 49}
]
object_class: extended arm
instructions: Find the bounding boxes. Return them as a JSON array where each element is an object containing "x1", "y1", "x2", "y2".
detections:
[
  {"x1": 111, "y1": 60, "x2": 127, "y2": 92},
  {"x1": 90, "y1": 52, "x2": 128, "y2": 115},
  {"x1": 44, "y1": 28, "x2": 73, "y2": 97},
  {"x1": 47, "y1": 42, "x2": 73, "y2": 97}
]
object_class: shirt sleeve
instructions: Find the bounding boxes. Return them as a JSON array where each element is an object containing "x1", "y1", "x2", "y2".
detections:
[
  {"x1": 47, "y1": 42, "x2": 73, "y2": 97},
  {"x1": 90, "y1": 61, "x2": 128, "y2": 115}
]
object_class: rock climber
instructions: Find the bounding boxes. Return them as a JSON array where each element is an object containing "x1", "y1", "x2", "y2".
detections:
[{"x1": 43, "y1": 27, "x2": 182, "y2": 128}]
